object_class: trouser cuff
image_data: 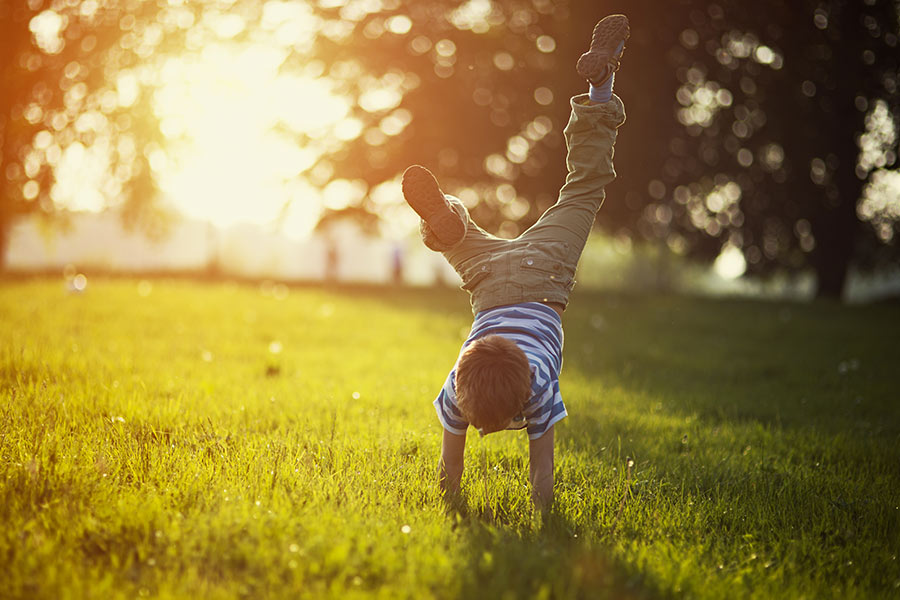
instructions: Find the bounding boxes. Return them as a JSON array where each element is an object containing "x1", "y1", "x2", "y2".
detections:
[{"x1": 570, "y1": 93, "x2": 626, "y2": 128}]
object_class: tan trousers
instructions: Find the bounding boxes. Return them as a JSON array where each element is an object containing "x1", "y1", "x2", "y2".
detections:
[{"x1": 420, "y1": 94, "x2": 626, "y2": 315}]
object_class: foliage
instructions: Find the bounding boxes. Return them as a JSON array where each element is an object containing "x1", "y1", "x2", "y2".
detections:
[
  {"x1": 2, "y1": 1, "x2": 899, "y2": 297},
  {"x1": 0, "y1": 0, "x2": 178, "y2": 256},
  {"x1": 654, "y1": 0, "x2": 900, "y2": 297},
  {"x1": 1, "y1": 279, "x2": 898, "y2": 598}
]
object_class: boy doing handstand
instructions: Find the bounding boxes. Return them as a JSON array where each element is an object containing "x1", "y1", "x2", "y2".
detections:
[{"x1": 402, "y1": 15, "x2": 629, "y2": 511}]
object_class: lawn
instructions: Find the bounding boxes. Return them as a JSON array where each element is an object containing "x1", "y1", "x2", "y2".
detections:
[{"x1": 1, "y1": 277, "x2": 898, "y2": 599}]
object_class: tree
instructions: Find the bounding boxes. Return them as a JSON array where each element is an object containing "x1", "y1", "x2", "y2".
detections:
[
  {"x1": 295, "y1": 0, "x2": 594, "y2": 237},
  {"x1": 304, "y1": 0, "x2": 900, "y2": 299},
  {"x1": 3, "y1": 0, "x2": 603, "y2": 264},
  {"x1": 293, "y1": 0, "x2": 694, "y2": 240},
  {"x1": 646, "y1": 0, "x2": 900, "y2": 297},
  {"x1": 7, "y1": 0, "x2": 894, "y2": 300},
  {"x1": 0, "y1": 0, "x2": 201, "y2": 268}
]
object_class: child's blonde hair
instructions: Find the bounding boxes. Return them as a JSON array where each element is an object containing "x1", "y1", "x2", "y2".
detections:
[{"x1": 455, "y1": 335, "x2": 531, "y2": 432}]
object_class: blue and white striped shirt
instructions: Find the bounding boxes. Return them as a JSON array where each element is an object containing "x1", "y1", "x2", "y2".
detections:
[{"x1": 433, "y1": 302, "x2": 567, "y2": 440}]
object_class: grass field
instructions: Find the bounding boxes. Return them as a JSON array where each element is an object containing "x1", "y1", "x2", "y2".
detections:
[{"x1": 1, "y1": 277, "x2": 898, "y2": 599}]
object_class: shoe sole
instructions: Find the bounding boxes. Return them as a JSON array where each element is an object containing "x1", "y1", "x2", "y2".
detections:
[
  {"x1": 402, "y1": 165, "x2": 466, "y2": 247},
  {"x1": 576, "y1": 14, "x2": 630, "y2": 85}
]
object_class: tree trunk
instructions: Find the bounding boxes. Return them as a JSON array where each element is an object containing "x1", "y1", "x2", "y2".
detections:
[
  {"x1": 811, "y1": 232, "x2": 852, "y2": 299},
  {"x1": 808, "y1": 152, "x2": 862, "y2": 300},
  {"x1": 811, "y1": 163, "x2": 863, "y2": 300},
  {"x1": 808, "y1": 0, "x2": 867, "y2": 300}
]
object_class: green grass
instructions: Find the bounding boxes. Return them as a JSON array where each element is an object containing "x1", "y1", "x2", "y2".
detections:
[{"x1": 1, "y1": 277, "x2": 898, "y2": 599}]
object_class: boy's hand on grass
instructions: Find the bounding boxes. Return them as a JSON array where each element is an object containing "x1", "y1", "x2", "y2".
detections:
[
  {"x1": 438, "y1": 429, "x2": 466, "y2": 496},
  {"x1": 529, "y1": 426, "x2": 555, "y2": 513}
]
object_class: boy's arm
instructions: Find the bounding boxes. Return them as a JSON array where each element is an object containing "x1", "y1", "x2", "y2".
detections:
[
  {"x1": 438, "y1": 428, "x2": 466, "y2": 495},
  {"x1": 529, "y1": 426, "x2": 555, "y2": 512}
]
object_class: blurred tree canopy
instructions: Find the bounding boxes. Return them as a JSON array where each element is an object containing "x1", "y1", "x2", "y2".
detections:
[
  {"x1": 1, "y1": 0, "x2": 176, "y2": 254},
  {"x1": 650, "y1": 0, "x2": 900, "y2": 297},
  {"x1": 1, "y1": 0, "x2": 898, "y2": 298}
]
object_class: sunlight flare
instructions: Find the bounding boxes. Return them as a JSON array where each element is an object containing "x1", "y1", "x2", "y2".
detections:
[{"x1": 153, "y1": 40, "x2": 351, "y2": 231}]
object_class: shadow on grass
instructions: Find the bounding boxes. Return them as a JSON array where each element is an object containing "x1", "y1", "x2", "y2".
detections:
[
  {"x1": 561, "y1": 290, "x2": 900, "y2": 438},
  {"x1": 554, "y1": 408, "x2": 900, "y2": 598},
  {"x1": 442, "y1": 499, "x2": 658, "y2": 600}
]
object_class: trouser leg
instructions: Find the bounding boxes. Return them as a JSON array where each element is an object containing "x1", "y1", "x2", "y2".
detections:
[
  {"x1": 518, "y1": 93, "x2": 626, "y2": 262},
  {"x1": 420, "y1": 194, "x2": 508, "y2": 268}
]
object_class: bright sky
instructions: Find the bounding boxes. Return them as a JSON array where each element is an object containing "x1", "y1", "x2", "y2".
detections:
[
  {"x1": 153, "y1": 43, "x2": 345, "y2": 236},
  {"x1": 30, "y1": 3, "x2": 414, "y2": 240}
]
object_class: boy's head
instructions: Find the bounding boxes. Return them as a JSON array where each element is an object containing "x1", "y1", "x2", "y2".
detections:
[{"x1": 455, "y1": 335, "x2": 532, "y2": 433}]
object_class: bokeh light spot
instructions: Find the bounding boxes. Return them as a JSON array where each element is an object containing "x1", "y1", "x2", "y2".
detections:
[
  {"x1": 386, "y1": 15, "x2": 412, "y2": 34},
  {"x1": 533, "y1": 87, "x2": 553, "y2": 105},
  {"x1": 536, "y1": 35, "x2": 556, "y2": 53},
  {"x1": 493, "y1": 52, "x2": 515, "y2": 71}
]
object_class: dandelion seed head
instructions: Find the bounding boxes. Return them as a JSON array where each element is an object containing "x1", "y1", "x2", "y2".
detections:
[{"x1": 71, "y1": 273, "x2": 88, "y2": 292}]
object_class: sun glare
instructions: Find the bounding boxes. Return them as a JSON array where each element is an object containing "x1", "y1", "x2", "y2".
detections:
[
  {"x1": 152, "y1": 38, "x2": 351, "y2": 235},
  {"x1": 30, "y1": 2, "x2": 425, "y2": 242}
]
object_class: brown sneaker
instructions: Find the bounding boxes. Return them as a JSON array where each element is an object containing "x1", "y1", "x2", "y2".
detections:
[
  {"x1": 402, "y1": 165, "x2": 466, "y2": 248},
  {"x1": 576, "y1": 14, "x2": 630, "y2": 86}
]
